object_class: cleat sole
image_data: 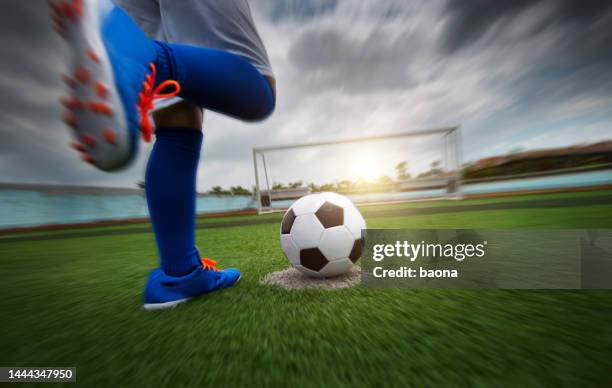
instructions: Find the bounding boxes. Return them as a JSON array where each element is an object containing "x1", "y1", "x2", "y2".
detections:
[{"x1": 52, "y1": 0, "x2": 133, "y2": 171}]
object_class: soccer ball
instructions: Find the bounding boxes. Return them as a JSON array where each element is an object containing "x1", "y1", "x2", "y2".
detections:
[{"x1": 280, "y1": 192, "x2": 366, "y2": 278}]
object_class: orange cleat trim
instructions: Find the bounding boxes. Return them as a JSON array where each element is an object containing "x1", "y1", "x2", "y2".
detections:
[{"x1": 201, "y1": 258, "x2": 220, "y2": 272}]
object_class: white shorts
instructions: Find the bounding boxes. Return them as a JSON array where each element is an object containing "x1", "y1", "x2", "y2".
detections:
[
  {"x1": 115, "y1": 0, "x2": 273, "y2": 77},
  {"x1": 115, "y1": 0, "x2": 274, "y2": 108}
]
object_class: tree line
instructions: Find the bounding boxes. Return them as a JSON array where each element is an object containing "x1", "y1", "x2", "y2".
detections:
[{"x1": 201, "y1": 160, "x2": 443, "y2": 195}]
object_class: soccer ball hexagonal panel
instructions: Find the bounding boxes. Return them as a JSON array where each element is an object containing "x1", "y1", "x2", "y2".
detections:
[
  {"x1": 290, "y1": 214, "x2": 324, "y2": 249},
  {"x1": 321, "y1": 192, "x2": 354, "y2": 208},
  {"x1": 319, "y1": 258, "x2": 353, "y2": 277},
  {"x1": 349, "y1": 238, "x2": 365, "y2": 263},
  {"x1": 280, "y1": 234, "x2": 300, "y2": 266},
  {"x1": 315, "y1": 201, "x2": 344, "y2": 228},
  {"x1": 343, "y1": 204, "x2": 367, "y2": 240},
  {"x1": 300, "y1": 247, "x2": 329, "y2": 272},
  {"x1": 318, "y1": 226, "x2": 355, "y2": 261},
  {"x1": 281, "y1": 209, "x2": 296, "y2": 235},
  {"x1": 291, "y1": 193, "x2": 325, "y2": 215}
]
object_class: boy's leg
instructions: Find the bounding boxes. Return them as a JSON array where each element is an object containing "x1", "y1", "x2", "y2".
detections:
[
  {"x1": 144, "y1": 98, "x2": 247, "y2": 310},
  {"x1": 143, "y1": 108, "x2": 242, "y2": 309},
  {"x1": 144, "y1": 122, "x2": 202, "y2": 277},
  {"x1": 144, "y1": 98, "x2": 202, "y2": 279},
  {"x1": 54, "y1": 1, "x2": 271, "y2": 308}
]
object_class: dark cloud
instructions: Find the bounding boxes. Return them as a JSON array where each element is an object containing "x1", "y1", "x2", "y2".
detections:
[
  {"x1": 443, "y1": 0, "x2": 538, "y2": 52},
  {"x1": 288, "y1": 24, "x2": 431, "y2": 93},
  {"x1": 289, "y1": 27, "x2": 414, "y2": 92},
  {"x1": 443, "y1": 0, "x2": 612, "y2": 53},
  {"x1": 441, "y1": 0, "x2": 612, "y2": 118}
]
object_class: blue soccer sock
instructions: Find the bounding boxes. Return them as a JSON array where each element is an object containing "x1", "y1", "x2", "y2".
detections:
[
  {"x1": 153, "y1": 41, "x2": 275, "y2": 122},
  {"x1": 145, "y1": 126, "x2": 203, "y2": 277}
]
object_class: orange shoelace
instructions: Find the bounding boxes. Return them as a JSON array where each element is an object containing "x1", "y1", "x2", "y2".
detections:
[
  {"x1": 201, "y1": 258, "x2": 220, "y2": 272},
  {"x1": 137, "y1": 63, "x2": 181, "y2": 142}
]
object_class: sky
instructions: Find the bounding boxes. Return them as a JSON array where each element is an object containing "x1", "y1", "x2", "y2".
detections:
[{"x1": 0, "y1": 0, "x2": 611, "y2": 191}]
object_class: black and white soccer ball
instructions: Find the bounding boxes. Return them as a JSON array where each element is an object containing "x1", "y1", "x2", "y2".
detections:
[{"x1": 280, "y1": 192, "x2": 366, "y2": 278}]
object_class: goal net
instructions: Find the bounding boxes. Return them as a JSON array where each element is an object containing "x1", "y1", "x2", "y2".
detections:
[{"x1": 252, "y1": 126, "x2": 462, "y2": 214}]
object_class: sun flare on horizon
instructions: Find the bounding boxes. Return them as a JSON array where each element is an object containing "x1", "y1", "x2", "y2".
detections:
[{"x1": 351, "y1": 155, "x2": 385, "y2": 182}]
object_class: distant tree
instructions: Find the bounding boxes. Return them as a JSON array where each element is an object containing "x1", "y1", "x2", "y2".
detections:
[
  {"x1": 288, "y1": 180, "x2": 303, "y2": 189},
  {"x1": 272, "y1": 182, "x2": 286, "y2": 190},
  {"x1": 418, "y1": 160, "x2": 444, "y2": 178},
  {"x1": 209, "y1": 186, "x2": 228, "y2": 195},
  {"x1": 230, "y1": 185, "x2": 252, "y2": 195},
  {"x1": 308, "y1": 182, "x2": 320, "y2": 192},
  {"x1": 376, "y1": 175, "x2": 393, "y2": 185},
  {"x1": 210, "y1": 186, "x2": 222, "y2": 194},
  {"x1": 395, "y1": 161, "x2": 411, "y2": 180},
  {"x1": 337, "y1": 180, "x2": 353, "y2": 192},
  {"x1": 429, "y1": 160, "x2": 443, "y2": 176}
]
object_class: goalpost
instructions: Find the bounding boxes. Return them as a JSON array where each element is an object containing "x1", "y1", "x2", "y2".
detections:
[{"x1": 252, "y1": 126, "x2": 462, "y2": 214}]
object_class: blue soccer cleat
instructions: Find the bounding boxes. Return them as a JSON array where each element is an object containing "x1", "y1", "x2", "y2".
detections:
[
  {"x1": 51, "y1": 0, "x2": 179, "y2": 171},
  {"x1": 143, "y1": 258, "x2": 241, "y2": 311}
]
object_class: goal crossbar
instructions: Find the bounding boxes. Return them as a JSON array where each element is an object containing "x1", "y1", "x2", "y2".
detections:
[
  {"x1": 252, "y1": 126, "x2": 462, "y2": 214},
  {"x1": 254, "y1": 126, "x2": 459, "y2": 153}
]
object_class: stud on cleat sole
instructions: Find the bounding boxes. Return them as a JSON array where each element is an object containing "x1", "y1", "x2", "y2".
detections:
[
  {"x1": 102, "y1": 129, "x2": 117, "y2": 145},
  {"x1": 95, "y1": 82, "x2": 108, "y2": 99},
  {"x1": 75, "y1": 66, "x2": 91, "y2": 84},
  {"x1": 60, "y1": 96, "x2": 84, "y2": 110},
  {"x1": 62, "y1": 111, "x2": 77, "y2": 128},
  {"x1": 70, "y1": 141, "x2": 86, "y2": 152},
  {"x1": 80, "y1": 134, "x2": 96, "y2": 147},
  {"x1": 81, "y1": 153, "x2": 95, "y2": 164},
  {"x1": 88, "y1": 102, "x2": 113, "y2": 116},
  {"x1": 62, "y1": 74, "x2": 77, "y2": 89},
  {"x1": 61, "y1": 0, "x2": 84, "y2": 21},
  {"x1": 87, "y1": 48, "x2": 100, "y2": 63}
]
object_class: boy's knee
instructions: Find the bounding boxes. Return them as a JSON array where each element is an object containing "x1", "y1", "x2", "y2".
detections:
[
  {"x1": 153, "y1": 101, "x2": 203, "y2": 129},
  {"x1": 243, "y1": 76, "x2": 276, "y2": 122},
  {"x1": 244, "y1": 97, "x2": 275, "y2": 122}
]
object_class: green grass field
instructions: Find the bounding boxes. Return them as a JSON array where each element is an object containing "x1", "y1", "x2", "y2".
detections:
[{"x1": 1, "y1": 191, "x2": 611, "y2": 387}]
